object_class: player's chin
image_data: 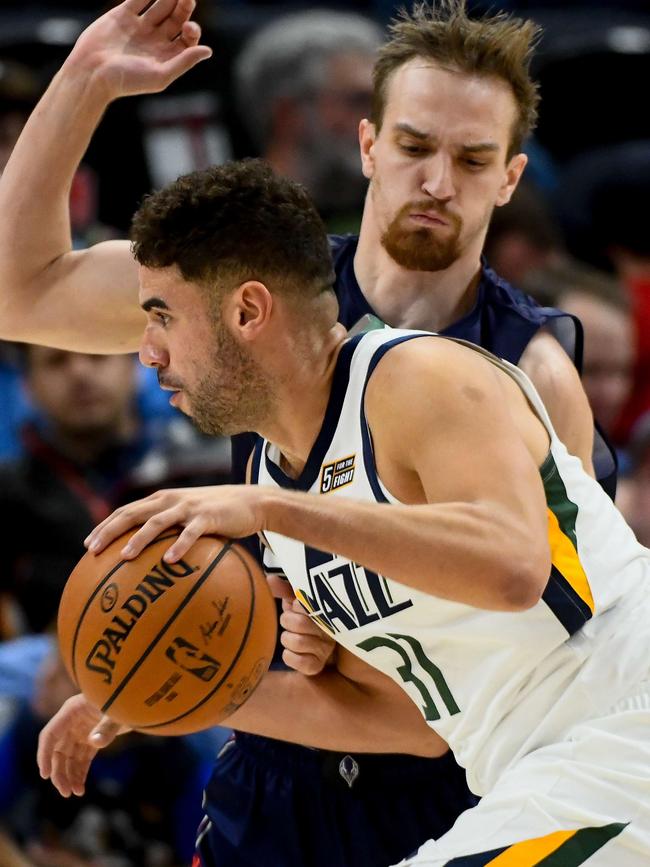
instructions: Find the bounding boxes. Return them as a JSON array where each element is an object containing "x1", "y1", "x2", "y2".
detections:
[{"x1": 173, "y1": 392, "x2": 193, "y2": 417}]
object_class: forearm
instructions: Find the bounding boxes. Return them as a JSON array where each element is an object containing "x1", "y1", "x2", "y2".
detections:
[
  {"x1": 225, "y1": 666, "x2": 444, "y2": 756},
  {"x1": 263, "y1": 490, "x2": 547, "y2": 610},
  {"x1": 0, "y1": 61, "x2": 140, "y2": 351},
  {"x1": 0, "y1": 62, "x2": 106, "y2": 285}
]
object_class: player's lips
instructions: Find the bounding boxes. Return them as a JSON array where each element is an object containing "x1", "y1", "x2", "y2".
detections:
[
  {"x1": 158, "y1": 380, "x2": 183, "y2": 407},
  {"x1": 409, "y1": 211, "x2": 449, "y2": 226}
]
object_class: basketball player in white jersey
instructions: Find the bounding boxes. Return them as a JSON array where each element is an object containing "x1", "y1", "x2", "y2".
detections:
[{"x1": 38, "y1": 160, "x2": 650, "y2": 865}]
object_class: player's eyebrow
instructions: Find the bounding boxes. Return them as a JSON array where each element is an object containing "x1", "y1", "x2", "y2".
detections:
[
  {"x1": 394, "y1": 122, "x2": 432, "y2": 140},
  {"x1": 460, "y1": 142, "x2": 500, "y2": 154},
  {"x1": 141, "y1": 297, "x2": 170, "y2": 312},
  {"x1": 393, "y1": 124, "x2": 500, "y2": 154}
]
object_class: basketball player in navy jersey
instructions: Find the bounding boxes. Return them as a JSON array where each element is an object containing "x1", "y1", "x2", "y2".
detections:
[
  {"x1": 0, "y1": 1, "x2": 616, "y2": 865},
  {"x1": 37, "y1": 159, "x2": 650, "y2": 866}
]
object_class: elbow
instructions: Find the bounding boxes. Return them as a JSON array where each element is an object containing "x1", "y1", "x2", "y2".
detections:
[{"x1": 500, "y1": 542, "x2": 551, "y2": 612}]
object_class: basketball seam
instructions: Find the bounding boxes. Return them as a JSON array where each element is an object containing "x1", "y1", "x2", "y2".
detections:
[
  {"x1": 137, "y1": 544, "x2": 258, "y2": 730},
  {"x1": 100, "y1": 541, "x2": 234, "y2": 714},
  {"x1": 70, "y1": 532, "x2": 180, "y2": 684}
]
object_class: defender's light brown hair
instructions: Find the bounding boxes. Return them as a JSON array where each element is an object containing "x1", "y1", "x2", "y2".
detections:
[{"x1": 372, "y1": 0, "x2": 541, "y2": 158}]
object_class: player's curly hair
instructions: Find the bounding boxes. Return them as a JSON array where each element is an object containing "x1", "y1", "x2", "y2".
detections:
[
  {"x1": 372, "y1": 0, "x2": 541, "y2": 157},
  {"x1": 131, "y1": 159, "x2": 335, "y2": 304}
]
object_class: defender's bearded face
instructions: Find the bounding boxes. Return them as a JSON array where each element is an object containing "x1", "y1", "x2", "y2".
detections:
[{"x1": 380, "y1": 199, "x2": 464, "y2": 272}]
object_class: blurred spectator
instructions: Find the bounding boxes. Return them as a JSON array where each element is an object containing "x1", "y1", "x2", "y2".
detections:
[
  {"x1": 0, "y1": 342, "x2": 31, "y2": 463},
  {"x1": 0, "y1": 637, "x2": 216, "y2": 866},
  {"x1": 0, "y1": 62, "x2": 133, "y2": 460},
  {"x1": 522, "y1": 258, "x2": 633, "y2": 441},
  {"x1": 0, "y1": 344, "x2": 231, "y2": 862},
  {"x1": 530, "y1": 11, "x2": 650, "y2": 163},
  {"x1": 484, "y1": 180, "x2": 564, "y2": 287},
  {"x1": 0, "y1": 346, "x2": 230, "y2": 637},
  {"x1": 234, "y1": 9, "x2": 383, "y2": 231},
  {"x1": 0, "y1": 59, "x2": 40, "y2": 176},
  {"x1": 557, "y1": 140, "x2": 650, "y2": 441},
  {"x1": 617, "y1": 414, "x2": 650, "y2": 547}
]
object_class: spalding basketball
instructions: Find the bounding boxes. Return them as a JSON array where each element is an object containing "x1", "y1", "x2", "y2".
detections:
[{"x1": 57, "y1": 530, "x2": 277, "y2": 735}]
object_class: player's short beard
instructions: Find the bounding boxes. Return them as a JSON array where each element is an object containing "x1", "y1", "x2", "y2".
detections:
[
  {"x1": 381, "y1": 200, "x2": 463, "y2": 271},
  {"x1": 187, "y1": 321, "x2": 274, "y2": 437}
]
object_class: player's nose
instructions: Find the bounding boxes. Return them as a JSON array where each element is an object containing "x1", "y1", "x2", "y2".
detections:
[
  {"x1": 139, "y1": 334, "x2": 169, "y2": 369},
  {"x1": 421, "y1": 152, "x2": 456, "y2": 201}
]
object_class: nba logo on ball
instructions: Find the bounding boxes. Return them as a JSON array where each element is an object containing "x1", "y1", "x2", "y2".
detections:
[{"x1": 58, "y1": 530, "x2": 277, "y2": 735}]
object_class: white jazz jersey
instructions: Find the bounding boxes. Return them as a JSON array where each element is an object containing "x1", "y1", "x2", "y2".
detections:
[{"x1": 252, "y1": 329, "x2": 650, "y2": 796}]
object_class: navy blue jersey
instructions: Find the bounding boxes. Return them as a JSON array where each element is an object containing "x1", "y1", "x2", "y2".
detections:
[
  {"x1": 233, "y1": 234, "x2": 616, "y2": 493},
  {"x1": 332, "y1": 234, "x2": 577, "y2": 365}
]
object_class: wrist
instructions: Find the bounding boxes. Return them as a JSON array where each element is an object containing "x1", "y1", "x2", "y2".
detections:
[
  {"x1": 257, "y1": 486, "x2": 289, "y2": 536},
  {"x1": 59, "y1": 53, "x2": 120, "y2": 108}
]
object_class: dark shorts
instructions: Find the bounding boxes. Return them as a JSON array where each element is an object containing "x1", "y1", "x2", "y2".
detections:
[{"x1": 194, "y1": 732, "x2": 476, "y2": 867}]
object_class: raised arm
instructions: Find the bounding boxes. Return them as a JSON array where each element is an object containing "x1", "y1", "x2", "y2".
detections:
[{"x1": 0, "y1": 0, "x2": 211, "y2": 352}]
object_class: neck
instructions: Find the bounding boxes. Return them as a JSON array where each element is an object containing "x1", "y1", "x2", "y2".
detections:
[
  {"x1": 354, "y1": 198, "x2": 484, "y2": 332},
  {"x1": 257, "y1": 322, "x2": 348, "y2": 479}
]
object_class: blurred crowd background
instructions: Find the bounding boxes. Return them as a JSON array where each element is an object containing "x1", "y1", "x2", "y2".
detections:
[{"x1": 0, "y1": 0, "x2": 649, "y2": 864}]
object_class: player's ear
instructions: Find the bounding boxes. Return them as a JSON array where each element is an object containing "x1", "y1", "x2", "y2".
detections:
[
  {"x1": 495, "y1": 152, "x2": 527, "y2": 207},
  {"x1": 359, "y1": 119, "x2": 377, "y2": 180},
  {"x1": 228, "y1": 280, "x2": 273, "y2": 341}
]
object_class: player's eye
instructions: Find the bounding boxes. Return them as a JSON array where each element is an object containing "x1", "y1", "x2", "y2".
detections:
[
  {"x1": 155, "y1": 311, "x2": 171, "y2": 327},
  {"x1": 462, "y1": 158, "x2": 487, "y2": 169},
  {"x1": 399, "y1": 143, "x2": 427, "y2": 156}
]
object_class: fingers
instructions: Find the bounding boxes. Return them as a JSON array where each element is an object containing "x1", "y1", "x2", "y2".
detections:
[
  {"x1": 37, "y1": 695, "x2": 113, "y2": 798},
  {"x1": 123, "y1": 0, "x2": 211, "y2": 74},
  {"x1": 66, "y1": 742, "x2": 97, "y2": 797},
  {"x1": 124, "y1": 0, "x2": 156, "y2": 13},
  {"x1": 280, "y1": 606, "x2": 325, "y2": 635},
  {"x1": 118, "y1": 509, "x2": 184, "y2": 558},
  {"x1": 282, "y1": 649, "x2": 326, "y2": 676},
  {"x1": 159, "y1": 43, "x2": 213, "y2": 81},
  {"x1": 160, "y1": 0, "x2": 197, "y2": 40},
  {"x1": 279, "y1": 606, "x2": 336, "y2": 675},
  {"x1": 163, "y1": 517, "x2": 207, "y2": 563},
  {"x1": 85, "y1": 488, "x2": 227, "y2": 561},
  {"x1": 37, "y1": 725, "x2": 54, "y2": 780},
  {"x1": 178, "y1": 19, "x2": 201, "y2": 47},
  {"x1": 47, "y1": 739, "x2": 96, "y2": 798},
  {"x1": 85, "y1": 494, "x2": 179, "y2": 555},
  {"x1": 89, "y1": 715, "x2": 127, "y2": 748},
  {"x1": 266, "y1": 573, "x2": 296, "y2": 600},
  {"x1": 140, "y1": 0, "x2": 180, "y2": 26},
  {"x1": 84, "y1": 501, "x2": 141, "y2": 551}
]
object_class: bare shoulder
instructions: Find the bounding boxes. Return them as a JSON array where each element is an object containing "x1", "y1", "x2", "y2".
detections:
[
  {"x1": 365, "y1": 334, "x2": 497, "y2": 410},
  {"x1": 519, "y1": 330, "x2": 595, "y2": 474},
  {"x1": 519, "y1": 330, "x2": 580, "y2": 390},
  {"x1": 363, "y1": 335, "x2": 508, "y2": 475}
]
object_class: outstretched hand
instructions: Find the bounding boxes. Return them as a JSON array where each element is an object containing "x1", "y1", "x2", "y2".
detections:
[
  {"x1": 37, "y1": 695, "x2": 129, "y2": 797},
  {"x1": 67, "y1": 0, "x2": 212, "y2": 100}
]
